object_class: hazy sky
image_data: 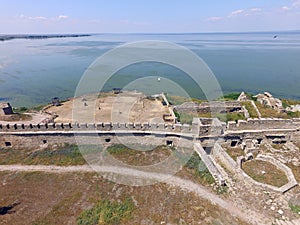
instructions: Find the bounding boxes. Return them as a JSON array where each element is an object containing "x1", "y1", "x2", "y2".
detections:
[{"x1": 1, "y1": 0, "x2": 300, "y2": 33}]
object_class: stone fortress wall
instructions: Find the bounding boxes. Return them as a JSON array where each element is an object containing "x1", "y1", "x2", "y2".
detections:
[
  {"x1": 1, "y1": 117, "x2": 300, "y2": 150},
  {"x1": 2, "y1": 118, "x2": 299, "y2": 134},
  {"x1": 0, "y1": 121, "x2": 200, "y2": 149},
  {"x1": 1, "y1": 116, "x2": 299, "y2": 191}
]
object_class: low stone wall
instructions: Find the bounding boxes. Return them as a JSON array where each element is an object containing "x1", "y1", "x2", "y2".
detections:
[
  {"x1": 227, "y1": 118, "x2": 300, "y2": 131},
  {"x1": 211, "y1": 143, "x2": 238, "y2": 174},
  {"x1": 238, "y1": 155, "x2": 298, "y2": 193},
  {"x1": 194, "y1": 143, "x2": 224, "y2": 185},
  {"x1": 256, "y1": 155, "x2": 298, "y2": 193}
]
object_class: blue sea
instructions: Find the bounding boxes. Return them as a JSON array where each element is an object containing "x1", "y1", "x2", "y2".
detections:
[{"x1": 1, "y1": 32, "x2": 300, "y2": 107}]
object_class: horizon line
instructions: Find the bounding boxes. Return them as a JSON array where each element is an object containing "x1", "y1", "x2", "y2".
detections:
[{"x1": 1, "y1": 29, "x2": 300, "y2": 36}]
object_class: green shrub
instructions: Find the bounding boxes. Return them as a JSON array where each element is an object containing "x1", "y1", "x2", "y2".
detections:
[
  {"x1": 77, "y1": 198, "x2": 135, "y2": 225},
  {"x1": 13, "y1": 106, "x2": 28, "y2": 113},
  {"x1": 221, "y1": 93, "x2": 240, "y2": 101},
  {"x1": 185, "y1": 153, "x2": 215, "y2": 185},
  {"x1": 215, "y1": 112, "x2": 245, "y2": 122},
  {"x1": 241, "y1": 101, "x2": 258, "y2": 118},
  {"x1": 289, "y1": 203, "x2": 300, "y2": 214},
  {"x1": 178, "y1": 112, "x2": 196, "y2": 124}
]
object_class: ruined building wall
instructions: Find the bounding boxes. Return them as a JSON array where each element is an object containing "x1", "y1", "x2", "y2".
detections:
[{"x1": 227, "y1": 118, "x2": 300, "y2": 131}]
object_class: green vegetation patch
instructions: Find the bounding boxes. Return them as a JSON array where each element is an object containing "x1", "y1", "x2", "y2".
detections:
[
  {"x1": 77, "y1": 197, "x2": 135, "y2": 225},
  {"x1": 165, "y1": 94, "x2": 205, "y2": 106},
  {"x1": 241, "y1": 101, "x2": 259, "y2": 118},
  {"x1": 0, "y1": 144, "x2": 98, "y2": 166},
  {"x1": 215, "y1": 112, "x2": 245, "y2": 123},
  {"x1": 219, "y1": 92, "x2": 256, "y2": 101},
  {"x1": 12, "y1": 106, "x2": 28, "y2": 113},
  {"x1": 220, "y1": 93, "x2": 240, "y2": 101},
  {"x1": 242, "y1": 160, "x2": 288, "y2": 187},
  {"x1": 223, "y1": 112, "x2": 245, "y2": 122},
  {"x1": 176, "y1": 112, "x2": 197, "y2": 124},
  {"x1": 282, "y1": 99, "x2": 300, "y2": 108},
  {"x1": 106, "y1": 144, "x2": 172, "y2": 166},
  {"x1": 289, "y1": 202, "x2": 300, "y2": 214},
  {"x1": 185, "y1": 152, "x2": 215, "y2": 185},
  {"x1": 255, "y1": 102, "x2": 300, "y2": 118}
]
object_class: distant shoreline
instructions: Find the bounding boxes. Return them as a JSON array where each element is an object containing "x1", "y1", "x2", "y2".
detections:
[
  {"x1": 0, "y1": 34, "x2": 91, "y2": 42},
  {"x1": 1, "y1": 30, "x2": 300, "y2": 41}
]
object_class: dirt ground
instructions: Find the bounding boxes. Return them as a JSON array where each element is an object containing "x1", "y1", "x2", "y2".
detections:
[
  {"x1": 0, "y1": 171, "x2": 248, "y2": 225},
  {"x1": 0, "y1": 113, "x2": 50, "y2": 125},
  {"x1": 46, "y1": 91, "x2": 170, "y2": 124},
  {"x1": 220, "y1": 140, "x2": 300, "y2": 224}
]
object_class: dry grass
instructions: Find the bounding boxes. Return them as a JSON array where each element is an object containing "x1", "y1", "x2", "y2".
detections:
[
  {"x1": 241, "y1": 101, "x2": 259, "y2": 118},
  {"x1": 271, "y1": 143, "x2": 285, "y2": 150},
  {"x1": 0, "y1": 171, "x2": 249, "y2": 225},
  {"x1": 242, "y1": 160, "x2": 288, "y2": 187},
  {"x1": 255, "y1": 102, "x2": 300, "y2": 119},
  {"x1": 166, "y1": 95, "x2": 206, "y2": 106},
  {"x1": 0, "y1": 144, "x2": 87, "y2": 166},
  {"x1": 106, "y1": 144, "x2": 172, "y2": 166},
  {"x1": 282, "y1": 99, "x2": 300, "y2": 108},
  {"x1": 225, "y1": 146, "x2": 244, "y2": 161},
  {"x1": 287, "y1": 164, "x2": 300, "y2": 182},
  {"x1": 0, "y1": 113, "x2": 32, "y2": 122}
]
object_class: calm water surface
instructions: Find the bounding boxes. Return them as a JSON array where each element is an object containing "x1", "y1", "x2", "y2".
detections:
[{"x1": 0, "y1": 32, "x2": 300, "y2": 107}]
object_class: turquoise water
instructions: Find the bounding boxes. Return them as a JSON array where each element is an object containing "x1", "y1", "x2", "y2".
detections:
[{"x1": 0, "y1": 32, "x2": 300, "y2": 107}]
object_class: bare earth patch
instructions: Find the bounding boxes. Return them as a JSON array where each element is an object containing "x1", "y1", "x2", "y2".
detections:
[
  {"x1": 46, "y1": 91, "x2": 170, "y2": 123},
  {"x1": 0, "y1": 171, "x2": 249, "y2": 225},
  {"x1": 242, "y1": 159, "x2": 288, "y2": 187},
  {"x1": 106, "y1": 144, "x2": 172, "y2": 166}
]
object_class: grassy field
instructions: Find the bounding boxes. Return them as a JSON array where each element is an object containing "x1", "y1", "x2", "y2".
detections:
[
  {"x1": 176, "y1": 111, "x2": 246, "y2": 124},
  {"x1": 219, "y1": 93, "x2": 240, "y2": 101},
  {"x1": 0, "y1": 144, "x2": 89, "y2": 166},
  {"x1": 225, "y1": 146, "x2": 244, "y2": 161},
  {"x1": 0, "y1": 171, "x2": 248, "y2": 225},
  {"x1": 77, "y1": 197, "x2": 135, "y2": 225},
  {"x1": 255, "y1": 102, "x2": 300, "y2": 119},
  {"x1": 166, "y1": 95, "x2": 206, "y2": 106},
  {"x1": 182, "y1": 152, "x2": 215, "y2": 186},
  {"x1": 175, "y1": 112, "x2": 197, "y2": 124},
  {"x1": 281, "y1": 99, "x2": 300, "y2": 108},
  {"x1": 0, "y1": 113, "x2": 32, "y2": 121},
  {"x1": 241, "y1": 101, "x2": 259, "y2": 118},
  {"x1": 242, "y1": 160, "x2": 288, "y2": 187},
  {"x1": 106, "y1": 144, "x2": 172, "y2": 166}
]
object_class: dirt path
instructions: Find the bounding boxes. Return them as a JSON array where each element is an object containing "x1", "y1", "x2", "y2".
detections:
[{"x1": 0, "y1": 164, "x2": 270, "y2": 225}]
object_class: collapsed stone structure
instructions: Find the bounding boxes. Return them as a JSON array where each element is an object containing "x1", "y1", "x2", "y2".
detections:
[
  {"x1": 286, "y1": 104, "x2": 300, "y2": 112},
  {"x1": 237, "y1": 92, "x2": 249, "y2": 102},
  {"x1": 254, "y1": 92, "x2": 283, "y2": 111}
]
